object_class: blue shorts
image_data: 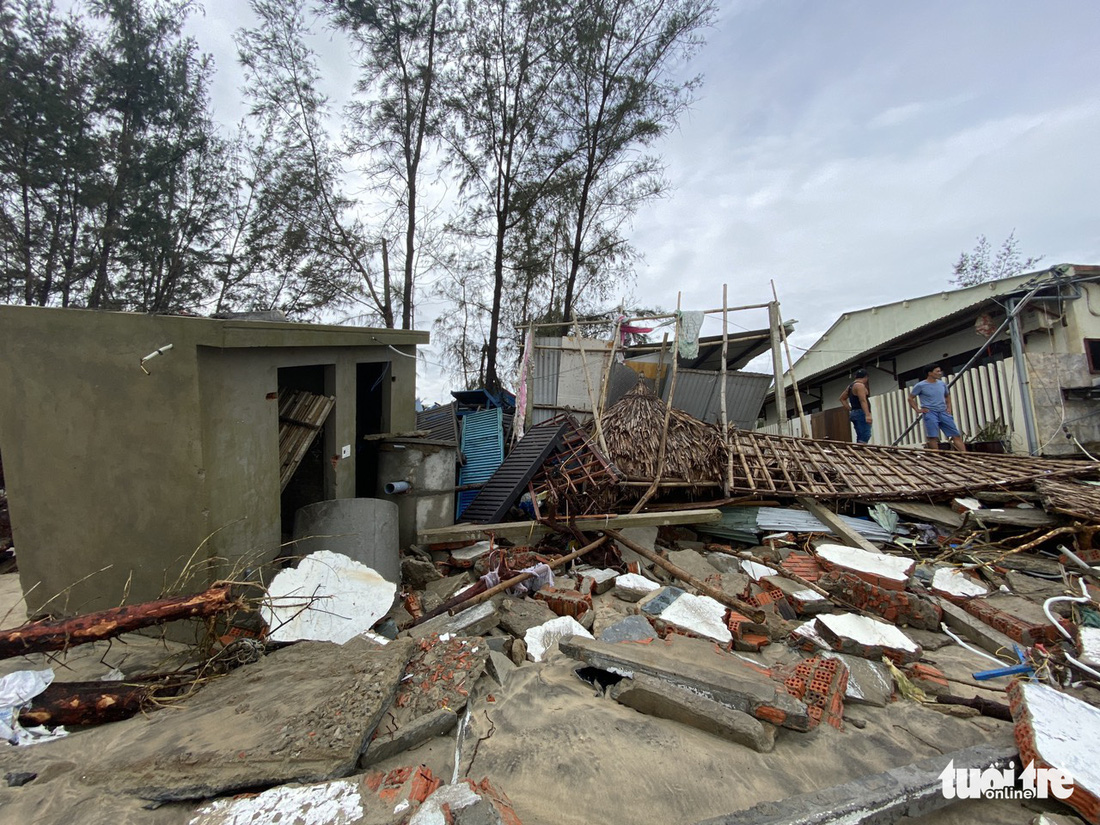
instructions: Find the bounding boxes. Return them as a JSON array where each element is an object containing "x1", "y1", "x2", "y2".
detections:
[
  {"x1": 849, "y1": 409, "x2": 871, "y2": 443},
  {"x1": 922, "y1": 410, "x2": 961, "y2": 439}
]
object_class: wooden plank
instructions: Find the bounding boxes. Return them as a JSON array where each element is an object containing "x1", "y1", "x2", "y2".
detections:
[
  {"x1": 418, "y1": 508, "x2": 723, "y2": 545},
  {"x1": 796, "y1": 496, "x2": 882, "y2": 553},
  {"x1": 880, "y1": 500, "x2": 965, "y2": 529}
]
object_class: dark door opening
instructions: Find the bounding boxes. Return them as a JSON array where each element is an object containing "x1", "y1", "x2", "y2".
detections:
[
  {"x1": 356, "y1": 362, "x2": 390, "y2": 498},
  {"x1": 278, "y1": 365, "x2": 334, "y2": 541}
]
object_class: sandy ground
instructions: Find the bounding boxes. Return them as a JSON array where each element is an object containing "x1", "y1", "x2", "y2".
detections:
[{"x1": 0, "y1": 571, "x2": 1082, "y2": 825}]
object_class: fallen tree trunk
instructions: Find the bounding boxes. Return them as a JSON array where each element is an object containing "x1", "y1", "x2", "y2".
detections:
[
  {"x1": 0, "y1": 584, "x2": 241, "y2": 660},
  {"x1": 18, "y1": 674, "x2": 195, "y2": 727},
  {"x1": 603, "y1": 529, "x2": 767, "y2": 624}
]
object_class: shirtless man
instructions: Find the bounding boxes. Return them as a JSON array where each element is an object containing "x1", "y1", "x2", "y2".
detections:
[
  {"x1": 908, "y1": 364, "x2": 966, "y2": 451},
  {"x1": 840, "y1": 368, "x2": 872, "y2": 443}
]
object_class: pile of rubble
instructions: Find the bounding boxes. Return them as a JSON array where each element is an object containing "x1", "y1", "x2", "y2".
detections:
[{"x1": 2, "y1": 388, "x2": 1100, "y2": 823}]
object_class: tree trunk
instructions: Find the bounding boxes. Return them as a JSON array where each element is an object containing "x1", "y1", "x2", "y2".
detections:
[{"x1": 0, "y1": 584, "x2": 240, "y2": 660}]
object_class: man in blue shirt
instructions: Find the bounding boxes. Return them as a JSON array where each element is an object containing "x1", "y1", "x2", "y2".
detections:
[{"x1": 908, "y1": 364, "x2": 966, "y2": 451}]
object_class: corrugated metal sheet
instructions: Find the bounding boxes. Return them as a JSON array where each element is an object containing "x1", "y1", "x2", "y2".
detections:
[
  {"x1": 660, "y1": 369, "x2": 772, "y2": 427},
  {"x1": 456, "y1": 407, "x2": 504, "y2": 518},
  {"x1": 460, "y1": 419, "x2": 568, "y2": 523},
  {"x1": 530, "y1": 337, "x2": 562, "y2": 426},
  {"x1": 416, "y1": 402, "x2": 458, "y2": 444},
  {"x1": 697, "y1": 506, "x2": 895, "y2": 543}
]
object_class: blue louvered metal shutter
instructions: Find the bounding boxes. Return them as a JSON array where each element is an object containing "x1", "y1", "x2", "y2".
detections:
[{"x1": 456, "y1": 407, "x2": 504, "y2": 519}]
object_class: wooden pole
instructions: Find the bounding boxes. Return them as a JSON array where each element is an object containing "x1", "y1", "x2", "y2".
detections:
[
  {"x1": 572, "y1": 319, "x2": 609, "y2": 456},
  {"x1": 595, "y1": 316, "x2": 623, "y2": 422},
  {"x1": 720, "y1": 283, "x2": 731, "y2": 496},
  {"x1": 631, "y1": 293, "x2": 682, "y2": 514},
  {"x1": 769, "y1": 300, "x2": 788, "y2": 437},
  {"x1": 770, "y1": 281, "x2": 810, "y2": 437},
  {"x1": 603, "y1": 529, "x2": 767, "y2": 624},
  {"x1": 402, "y1": 535, "x2": 609, "y2": 629}
]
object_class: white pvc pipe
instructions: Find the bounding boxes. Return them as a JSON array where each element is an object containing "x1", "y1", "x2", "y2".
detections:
[{"x1": 384, "y1": 481, "x2": 411, "y2": 495}]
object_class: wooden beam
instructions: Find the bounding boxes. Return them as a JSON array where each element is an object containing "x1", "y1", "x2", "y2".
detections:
[
  {"x1": 418, "y1": 509, "x2": 723, "y2": 546},
  {"x1": 796, "y1": 496, "x2": 883, "y2": 553}
]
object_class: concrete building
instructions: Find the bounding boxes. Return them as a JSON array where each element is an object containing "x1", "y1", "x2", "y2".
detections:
[
  {"x1": 759, "y1": 265, "x2": 1100, "y2": 456},
  {"x1": 0, "y1": 306, "x2": 428, "y2": 618}
]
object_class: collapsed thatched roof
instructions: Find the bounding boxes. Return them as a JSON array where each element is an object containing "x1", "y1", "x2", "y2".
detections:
[{"x1": 598, "y1": 383, "x2": 723, "y2": 484}]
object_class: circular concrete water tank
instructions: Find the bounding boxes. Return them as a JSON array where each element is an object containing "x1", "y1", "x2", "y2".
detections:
[{"x1": 291, "y1": 498, "x2": 400, "y2": 584}]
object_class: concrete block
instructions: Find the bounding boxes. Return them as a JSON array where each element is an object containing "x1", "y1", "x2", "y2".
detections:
[
  {"x1": 819, "y1": 571, "x2": 942, "y2": 630},
  {"x1": 813, "y1": 613, "x2": 922, "y2": 665},
  {"x1": 598, "y1": 614, "x2": 658, "y2": 644},
  {"x1": 577, "y1": 567, "x2": 619, "y2": 595},
  {"x1": 558, "y1": 636, "x2": 812, "y2": 731},
  {"x1": 497, "y1": 596, "x2": 558, "y2": 637},
  {"x1": 361, "y1": 708, "x2": 458, "y2": 767},
  {"x1": 610, "y1": 672, "x2": 776, "y2": 752},
  {"x1": 486, "y1": 650, "x2": 517, "y2": 686},
  {"x1": 695, "y1": 743, "x2": 1018, "y2": 825},
  {"x1": 762, "y1": 575, "x2": 830, "y2": 615},
  {"x1": 613, "y1": 526, "x2": 659, "y2": 568},
  {"x1": 524, "y1": 615, "x2": 593, "y2": 662},
  {"x1": 815, "y1": 544, "x2": 915, "y2": 591},
  {"x1": 613, "y1": 572, "x2": 661, "y2": 602},
  {"x1": 656, "y1": 592, "x2": 732, "y2": 646},
  {"x1": 937, "y1": 597, "x2": 1019, "y2": 658},
  {"x1": 706, "y1": 551, "x2": 744, "y2": 575},
  {"x1": 822, "y1": 652, "x2": 894, "y2": 707},
  {"x1": 1009, "y1": 681, "x2": 1100, "y2": 825},
  {"x1": 668, "y1": 549, "x2": 721, "y2": 582},
  {"x1": 404, "y1": 601, "x2": 500, "y2": 640},
  {"x1": 640, "y1": 586, "x2": 686, "y2": 615},
  {"x1": 448, "y1": 540, "x2": 493, "y2": 567},
  {"x1": 930, "y1": 567, "x2": 988, "y2": 599}
]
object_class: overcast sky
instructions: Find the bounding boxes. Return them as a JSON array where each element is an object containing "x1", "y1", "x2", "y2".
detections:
[{"x1": 183, "y1": 0, "x2": 1100, "y2": 402}]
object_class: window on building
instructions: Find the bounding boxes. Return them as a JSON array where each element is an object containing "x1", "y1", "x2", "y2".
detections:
[{"x1": 1086, "y1": 339, "x2": 1100, "y2": 373}]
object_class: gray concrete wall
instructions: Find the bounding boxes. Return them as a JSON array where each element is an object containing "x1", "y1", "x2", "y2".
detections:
[
  {"x1": 376, "y1": 440, "x2": 457, "y2": 548},
  {"x1": 0, "y1": 306, "x2": 426, "y2": 616}
]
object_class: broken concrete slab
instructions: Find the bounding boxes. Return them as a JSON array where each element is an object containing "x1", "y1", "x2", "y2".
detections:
[
  {"x1": 401, "y1": 556, "x2": 443, "y2": 590},
  {"x1": 612, "y1": 526, "x2": 659, "y2": 568},
  {"x1": 706, "y1": 551, "x2": 746, "y2": 575},
  {"x1": 598, "y1": 614, "x2": 657, "y2": 644},
  {"x1": 655, "y1": 592, "x2": 733, "y2": 646},
  {"x1": 931, "y1": 567, "x2": 989, "y2": 599},
  {"x1": 498, "y1": 596, "x2": 559, "y2": 637},
  {"x1": 761, "y1": 575, "x2": 830, "y2": 614},
  {"x1": 694, "y1": 743, "x2": 1018, "y2": 825},
  {"x1": 262, "y1": 550, "x2": 397, "y2": 644},
  {"x1": 409, "y1": 777, "x2": 522, "y2": 825},
  {"x1": 361, "y1": 708, "x2": 458, "y2": 767},
  {"x1": 613, "y1": 572, "x2": 661, "y2": 602},
  {"x1": 576, "y1": 567, "x2": 619, "y2": 595},
  {"x1": 558, "y1": 636, "x2": 812, "y2": 731},
  {"x1": 640, "y1": 586, "x2": 686, "y2": 615},
  {"x1": 486, "y1": 650, "x2": 517, "y2": 686},
  {"x1": 821, "y1": 652, "x2": 894, "y2": 707},
  {"x1": 814, "y1": 544, "x2": 915, "y2": 591},
  {"x1": 81, "y1": 636, "x2": 415, "y2": 802},
  {"x1": 610, "y1": 672, "x2": 776, "y2": 753},
  {"x1": 525, "y1": 615, "x2": 593, "y2": 662},
  {"x1": 403, "y1": 601, "x2": 500, "y2": 641},
  {"x1": 448, "y1": 540, "x2": 494, "y2": 567},
  {"x1": 813, "y1": 613, "x2": 921, "y2": 665},
  {"x1": 387, "y1": 635, "x2": 488, "y2": 722},
  {"x1": 668, "y1": 549, "x2": 722, "y2": 583},
  {"x1": 937, "y1": 597, "x2": 1019, "y2": 658},
  {"x1": 1009, "y1": 681, "x2": 1100, "y2": 825},
  {"x1": 189, "y1": 777, "x2": 372, "y2": 825}
]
